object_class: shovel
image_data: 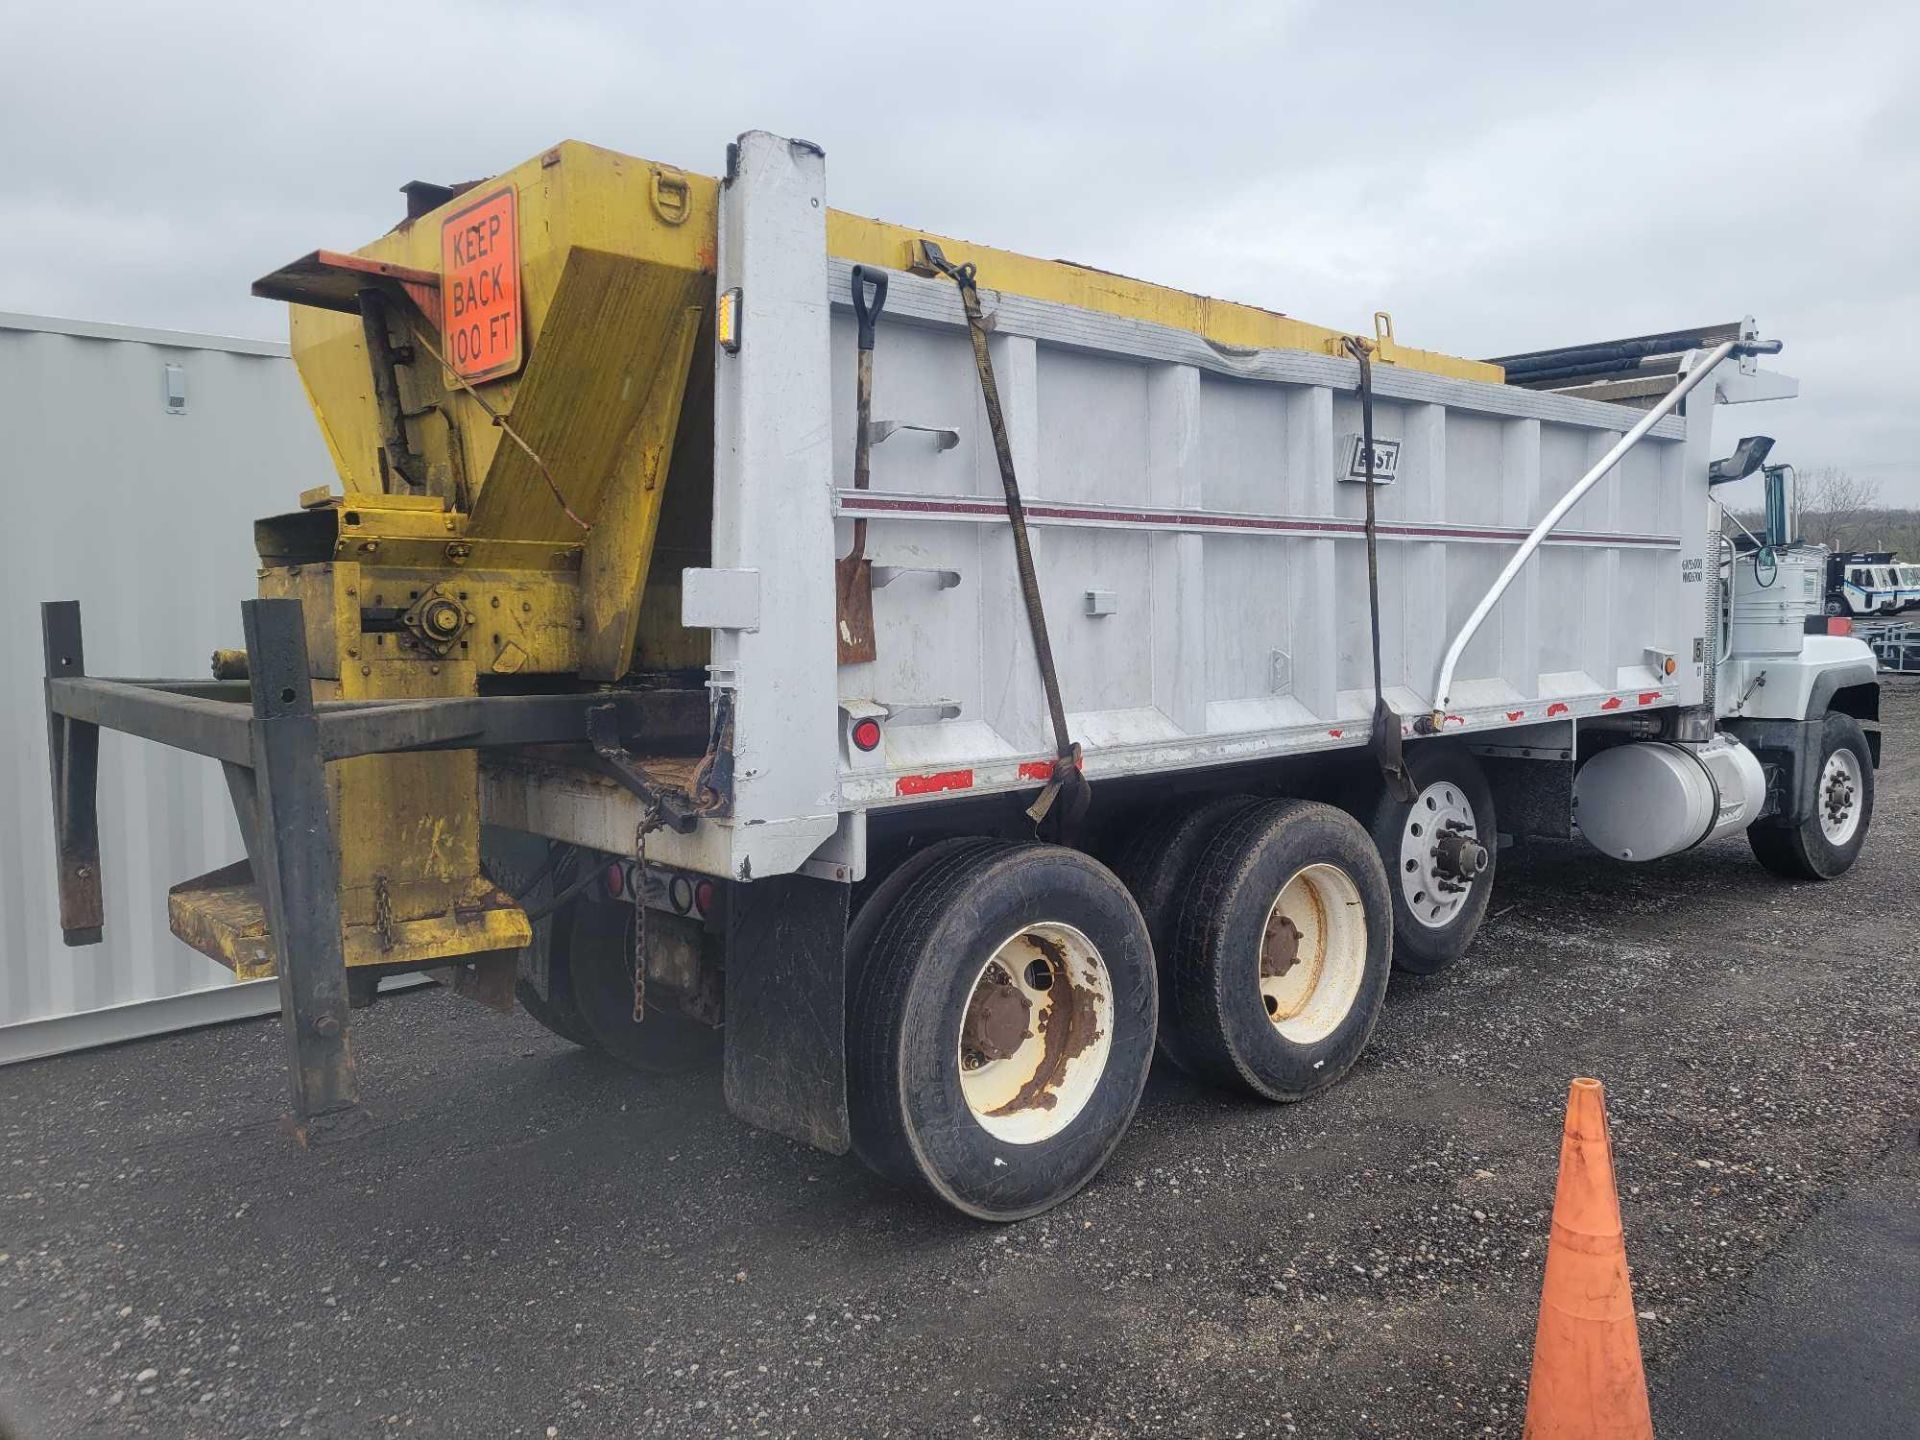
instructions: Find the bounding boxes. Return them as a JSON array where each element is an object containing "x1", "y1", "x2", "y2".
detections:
[{"x1": 836, "y1": 265, "x2": 888, "y2": 665}]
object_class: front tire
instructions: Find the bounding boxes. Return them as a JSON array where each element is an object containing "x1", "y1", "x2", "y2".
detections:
[
  {"x1": 1165, "y1": 800, "x2": 1392, "y2": 1102},
  {"x1": 1748, "y1": 710, "x2": 1875, "y2": 880},
  {"x1": 847, "y1": 842, "x2": 1156, "y2": 1221},
  {"x1": 1367, "y1": 744, "x2": 1497, "y2": 975}
]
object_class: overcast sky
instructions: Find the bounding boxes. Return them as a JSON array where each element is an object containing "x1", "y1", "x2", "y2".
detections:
[{"x1": 6, "y1": 1, "x2": 1914, "y2": 504}]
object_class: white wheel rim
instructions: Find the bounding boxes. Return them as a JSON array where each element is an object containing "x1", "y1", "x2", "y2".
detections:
[
  {"x1": 1817, "y1": 747, "x2": 1863, "y2": 845},
  {"x1": 957, "y1": 922, "x2": 1114, "y2": 1145},
  {"x1": 1398, "y1": 781, "x2": 1482, "y2": 929},
  {"x1": 1257, "y1": 864, "x2": 1367, "y2": 1045}
]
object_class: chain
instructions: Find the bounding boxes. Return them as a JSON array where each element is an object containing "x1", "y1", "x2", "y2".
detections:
[
  {"x1": 630, "y1": 805, "x2": 662, "y2": 1023},
  {"x1": 373, "y1": 874, "x2": 395, "y2": 951}
]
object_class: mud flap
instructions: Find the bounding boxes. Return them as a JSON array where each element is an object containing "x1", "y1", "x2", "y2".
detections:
[{"x1": 723, "y1": 873, "x2": 852, "y2": 1154}]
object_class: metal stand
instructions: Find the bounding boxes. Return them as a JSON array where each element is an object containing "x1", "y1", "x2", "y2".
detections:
[
  {"x1": 41, "y1": 602, "x2": 103, "y2": 945},
  {"x1": 38, "y1": 598, "x2": 711, "y2": 1130},
  {"x1": 243, "y1": 599, "x2": 357, "y2": 1121}
]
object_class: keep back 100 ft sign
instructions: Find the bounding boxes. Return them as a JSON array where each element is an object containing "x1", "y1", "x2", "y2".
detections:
[{"x1": 440, "y1": 186, "x2": 522, "y2": 384}]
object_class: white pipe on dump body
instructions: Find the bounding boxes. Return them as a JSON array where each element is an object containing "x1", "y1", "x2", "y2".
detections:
[{"x1": 1427, "y1": 338, "x2": 1749, "y2": 724}]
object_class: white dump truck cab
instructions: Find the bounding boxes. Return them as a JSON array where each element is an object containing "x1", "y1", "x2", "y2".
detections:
[
  {"x1": 1569, "y1": 438, "x2": 1881, "y2": 885},
  {"x1": 1709, "y1": 516, "x2": 1880, "y2": 877}
]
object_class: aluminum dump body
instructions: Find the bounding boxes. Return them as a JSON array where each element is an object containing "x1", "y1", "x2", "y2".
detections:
[
  {"x1": 489, "y1": 133, "x2": 1721, "y2": 881},
  {"x1": 826, "y1": 263, "x2": 1705, "y2": 807}
]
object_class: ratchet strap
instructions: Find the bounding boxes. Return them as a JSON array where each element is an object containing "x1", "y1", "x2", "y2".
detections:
[
  {"x1": 921, "y1": 241, "x2": 1089, "y2": 835},
  {"x1": 1342, "y1": 335, "x2": 1416, "y2": 803}
]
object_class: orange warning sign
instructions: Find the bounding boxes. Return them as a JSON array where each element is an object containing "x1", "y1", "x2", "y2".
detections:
[{"x1": 440, "y1": 186, "x2": 522, "y2": 383}]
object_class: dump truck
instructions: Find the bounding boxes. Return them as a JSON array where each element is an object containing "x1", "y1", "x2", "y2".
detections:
[{"x1": 40, "y1": 131, "x2": 1881, "y2": 1219}]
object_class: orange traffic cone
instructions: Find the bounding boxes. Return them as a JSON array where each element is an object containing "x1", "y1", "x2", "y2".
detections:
[{"x1": 1522, "y1": 1078, "x2": 1654, "y2": 1439}]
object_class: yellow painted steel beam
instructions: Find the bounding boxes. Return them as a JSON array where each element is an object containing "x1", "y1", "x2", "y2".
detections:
[{"x1": 825, "y1": 213, "x2": 1504, "y2": 384}]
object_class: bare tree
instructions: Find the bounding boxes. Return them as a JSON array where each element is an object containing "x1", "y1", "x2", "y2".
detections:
[{"x1": 1795, "y1": 466, "x2": 1882, "y2": 553}]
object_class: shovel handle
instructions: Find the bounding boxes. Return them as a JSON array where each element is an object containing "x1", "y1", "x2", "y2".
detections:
[{"x1": 851, "y1": 266, "x2": 888, "y2": 352}]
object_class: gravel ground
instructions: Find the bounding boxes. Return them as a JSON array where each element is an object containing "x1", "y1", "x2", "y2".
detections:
[{"x1": 2, "y1": 681, "x2": 1916, "y2": 1439}]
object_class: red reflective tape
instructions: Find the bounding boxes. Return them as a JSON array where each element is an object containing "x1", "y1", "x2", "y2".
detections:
[
  {"x1": 896, "y1": 769, "x2": 973, "y2": 796},
  {"x1": 1638, "y1": 691, "x2": 1662, "y2": 705},
  {"x1": 1506, "y1": 709, "x2": 1525, "y2": 722},
  {"x1": 1016, "y1": 761, "x2": 1053, "y2": 781},
  {"x1": 1328, "y1": 728, "x2": 1343, "y2": 739},
  {"x1": 1600, "y1": 696, "x2": 1623, "y2": 711},
  {"x1": 1546, "y1": 702, "x2": 1570, "y2": 717}
]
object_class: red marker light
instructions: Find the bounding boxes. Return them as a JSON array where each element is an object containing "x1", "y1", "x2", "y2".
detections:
[
  {"x1": 851, "y1": 717, "x2": 883, "y2": 752},
  {"x1": 693, "y1": 879, "x2": 717, "y2": 915},
  {"x1": 604, "y1": 862, "x2": 625, "y2": 898}
]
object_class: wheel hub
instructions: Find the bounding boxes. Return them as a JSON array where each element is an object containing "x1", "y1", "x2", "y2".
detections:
[
  {"x1": 1817, "y1": 748, "x2": 1863, "y2": 844},
  {"x1": 1257, "y1": 864, "x2": 1367, "y2": 1044},
  {"x1": 957, "y1": 924, "x2": 1114, "y2": 1146},
  {"x1": 1260, "y1": 912, "x2": 1302, "y2": 980},
  {"x1": 960, "y1": 963, "x2": 1033, "y2": 1066},
  {"x1": 1432, "y1": 827, "x2": 1489, "y2": 883},
  {"x1": 1399, "y1": 781, "x2": 1482, "y2": 928}
]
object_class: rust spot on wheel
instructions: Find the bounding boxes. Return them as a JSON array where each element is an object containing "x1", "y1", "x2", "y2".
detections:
[{"x1": 984, "y1": 933, "x2": 1105, "y2": 1117}]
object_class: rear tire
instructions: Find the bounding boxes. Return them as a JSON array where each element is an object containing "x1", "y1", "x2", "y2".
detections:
[
  {"x1": 515, "y1": 977, "x2": 594, "y2": 1048},
  {"x1": 1166, "y1": 800, "x2": 1392, "y2": 1102},
  {"x1": 848, "y1": 836, "x2": 1008, "y2": 973},
  {"x1": 1748, "y1": 710, "x2": 1874, "y2": 880},
  {"x1": 847, "y1": 842, "x2": 1156, "y2": 1221},
  {"x1": 484, "y1": 833, "x2": 595, "y2": 1048},
  {"x1": 1106, "y1": 795, "x2": 1263, "y2": 1072},
  {"x1": 567, "y1": 899, "x2": 722, "y2": 1074},
  {"x1": 1367, "y1": 744, "x2": 1497, "y2": 975}
]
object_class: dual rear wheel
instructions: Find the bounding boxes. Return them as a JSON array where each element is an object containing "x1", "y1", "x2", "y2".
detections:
[
  {"x1": 512, "y1": 752, "x2": 1498, "y2": 1220},
  {"x1": 846, "y1": 799, "x2": 1406, "y2": 1218}
]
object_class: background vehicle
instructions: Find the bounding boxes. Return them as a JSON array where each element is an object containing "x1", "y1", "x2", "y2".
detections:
[
  {"x1": 1826, "y1": 551, "x2": 1903, "y2": 616},
  {"x1": 1896, "y1": 562, "x2": 1920, "y2": 613},
  {"x1": 39, "y1": 131, "x2": 1880, "y2": 1219}
]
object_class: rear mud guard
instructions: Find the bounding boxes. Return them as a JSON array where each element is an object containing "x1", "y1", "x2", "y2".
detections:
[{"x1": 723, "y1": 873, "x2": 852, "y2": 1154}]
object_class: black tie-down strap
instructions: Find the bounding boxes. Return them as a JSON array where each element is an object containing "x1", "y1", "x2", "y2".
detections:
[
  {"x1": 921, "y1": 241, "x2": 1089, "y2": 836},
  {"x1": 1341, "y1": 335, "x2": 1416, "y2": 804}
]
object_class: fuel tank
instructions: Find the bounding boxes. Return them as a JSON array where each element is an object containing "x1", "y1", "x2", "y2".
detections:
[{"x1": 1574, "y1": 735, "x2": 1766, "y2": 862}]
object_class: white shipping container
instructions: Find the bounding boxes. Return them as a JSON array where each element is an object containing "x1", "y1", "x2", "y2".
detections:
[{"x1": 0, "y1": 313, "x2": 332, "y2": 1060}]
